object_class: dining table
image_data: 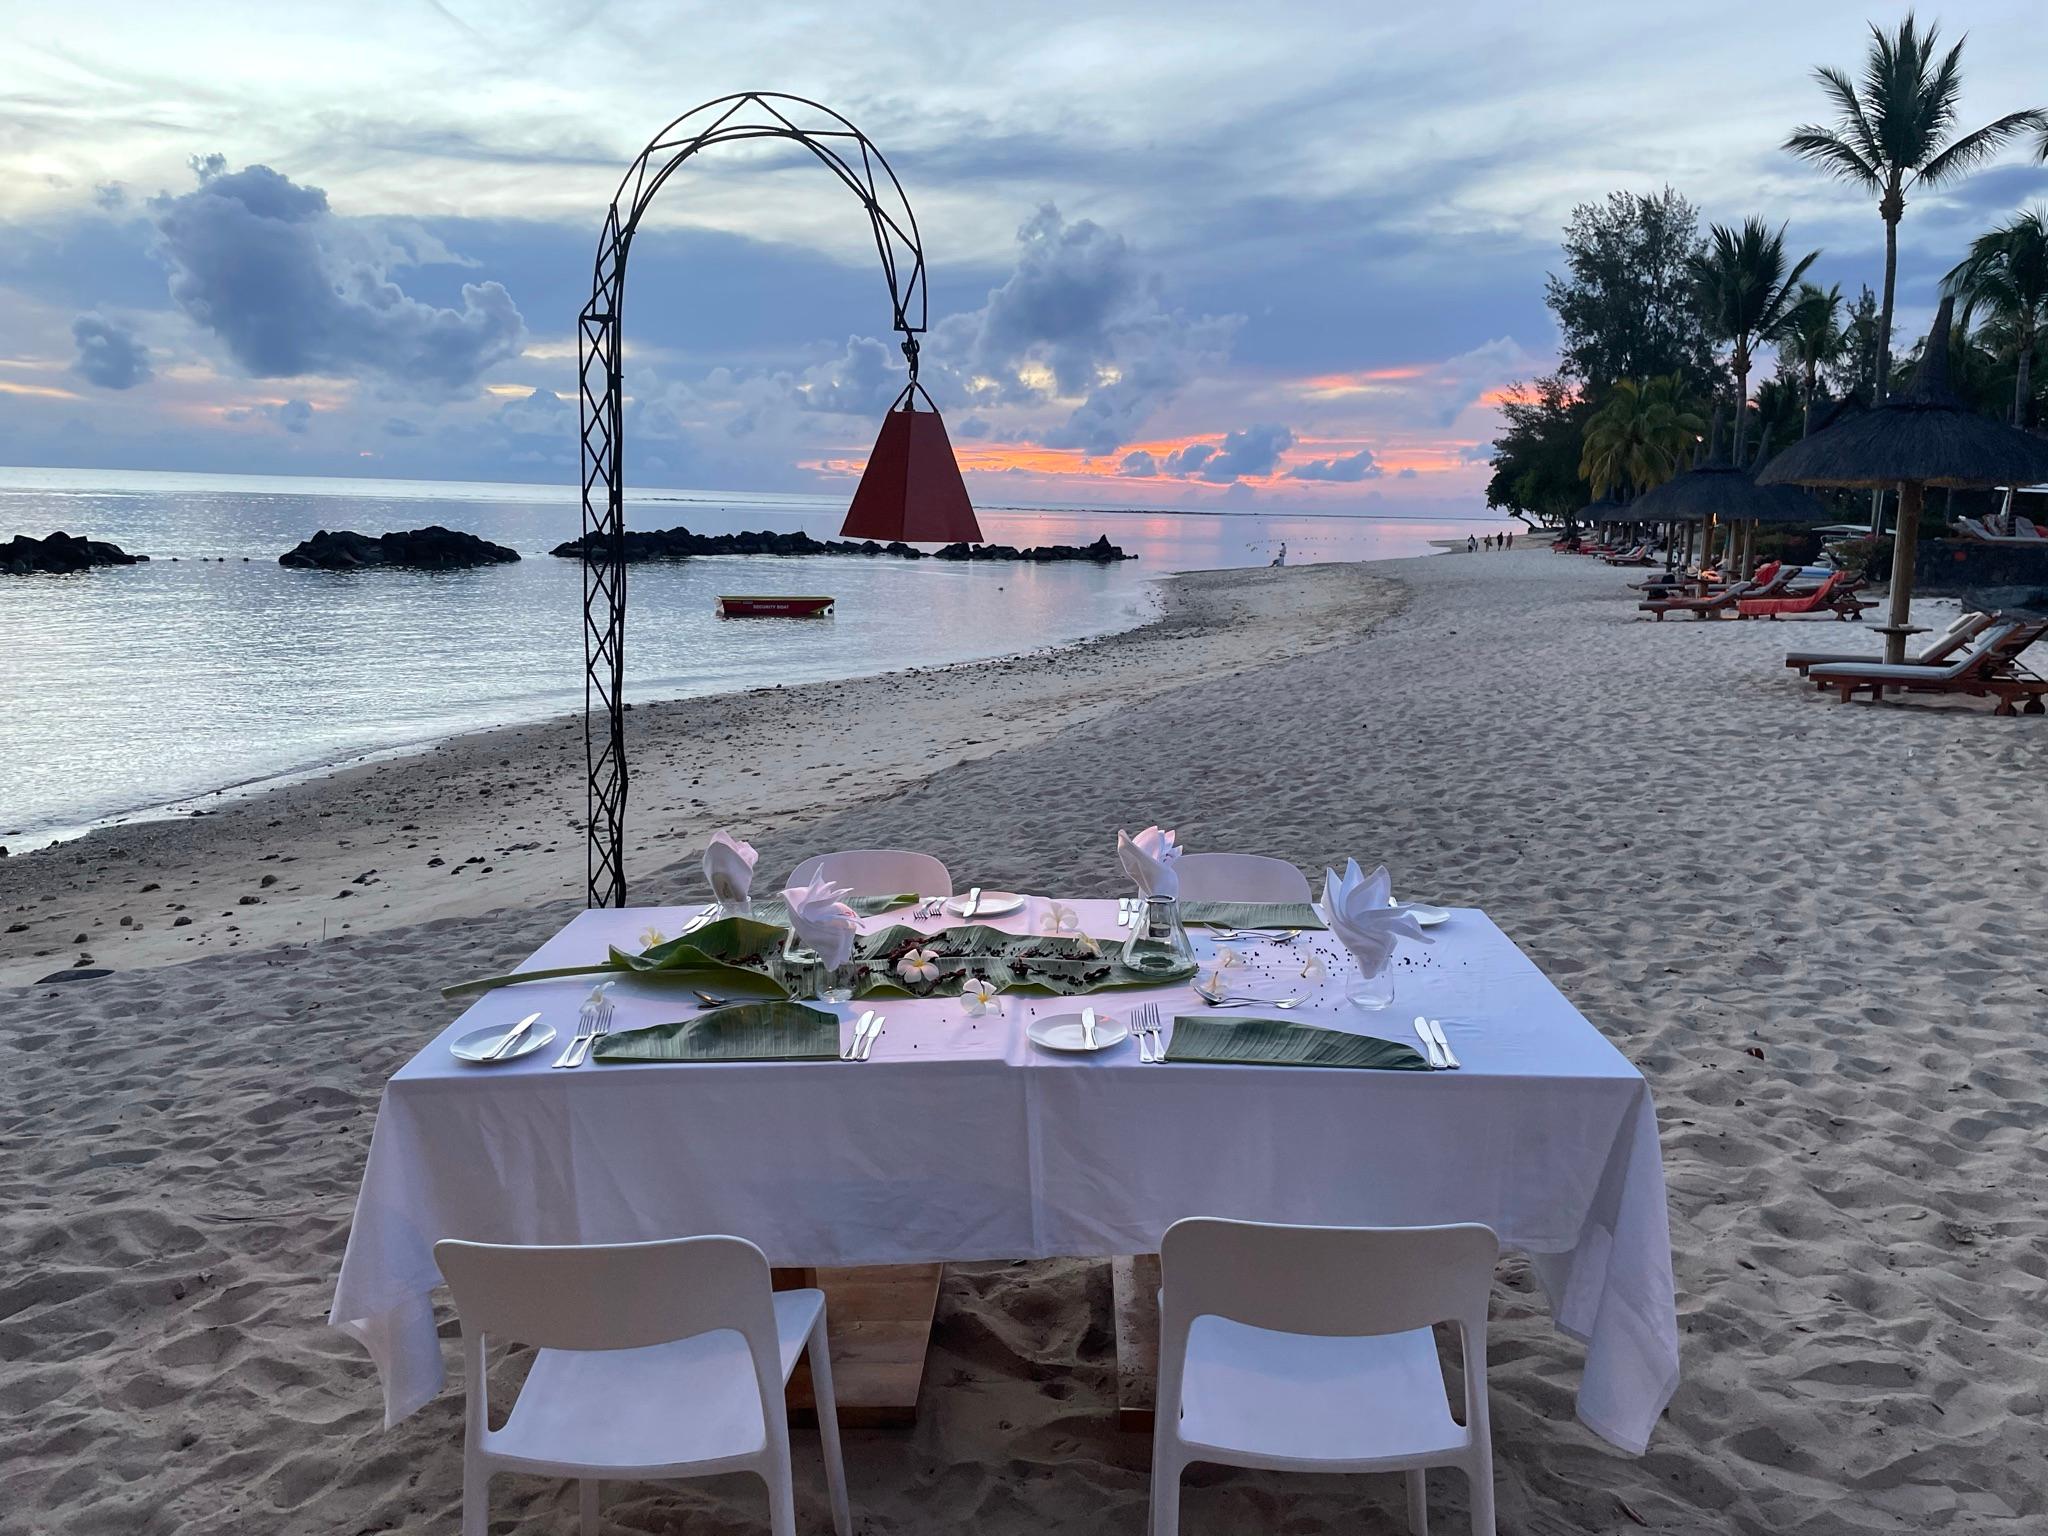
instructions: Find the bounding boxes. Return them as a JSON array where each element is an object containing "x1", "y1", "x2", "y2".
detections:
[{"x1": 330, "y1": 893, "x2": 1678, "y2": 1454}]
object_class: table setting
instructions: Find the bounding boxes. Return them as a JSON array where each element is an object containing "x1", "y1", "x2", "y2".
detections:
[{"x1": 331, "y1": 824, "x2": 1679, "y2": 1456}]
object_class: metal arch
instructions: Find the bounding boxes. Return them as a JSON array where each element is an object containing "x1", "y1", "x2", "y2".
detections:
[{"x1": 578, "y1": 93, "x2": 928, "y2": 907}]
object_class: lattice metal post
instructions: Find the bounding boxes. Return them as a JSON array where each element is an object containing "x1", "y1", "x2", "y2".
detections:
[{"x1": 576, "y1": 94, "x2": 929, "y2": 907}]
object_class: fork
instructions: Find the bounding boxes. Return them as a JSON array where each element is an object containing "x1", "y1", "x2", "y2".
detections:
[
  {"x1": 565, "y1": 992, "x2": 614, "y2": 1069},
  {"x1": 553, "y1": 992, "x2": 606, "y2": 1068},
  {"x1": 1143, "y1": 1003, "x2": 1167, "y2": 1062},
  {"x1": 1135, "y1": 1002, "x2": 1155, "y2": 1062}
]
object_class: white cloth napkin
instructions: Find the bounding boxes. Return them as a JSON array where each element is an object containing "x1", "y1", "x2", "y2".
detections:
[
  {"x1": 781, "y1": 878, "x2": 860, "y2": 970},
  {"x1": 704, "y1": 829, "x2": 758, "y2": 906},
  {"x1": 1322, "y1": 859, "x2": 1430, "y2": 975},
  {"x1": 1118, "y1": 826, "x2": 1182, "y2": 899}
]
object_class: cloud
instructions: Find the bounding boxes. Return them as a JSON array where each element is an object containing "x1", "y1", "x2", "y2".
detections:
[
  {"x1": 931, "y1": 204, "x2": 1241, "y2": 455},
  {"x1": 1119, "y1": 449, "x2": 1158, "y2": 476},
  {"x1": 383, "y1": 416, "x2": 422, "y2": 437},
  {"x1": 1396, "y1": 467, "x2": 1418, "y2": 479},
  {"x1": 1289, "y1": 446, "x2": 1383, "y2": 481},
  {"x1": 795, "y1": 334, "x2": 904, "y2": 416},
  {"x1": 225, "y1": 397, "x2": 314, "y2": 432},
  {"x1": 70, "y1": 313, "x2": 152, "y2": 389},
  {"x1": 1161, "y1": 441, "x2": 1216, "y2": 475},
  {"x1": 1195, "y1": 423, "x2": 1293, "y2": 482},
  {"x1": 149, "y1": 160, "x2": 524, "y2": 395}
]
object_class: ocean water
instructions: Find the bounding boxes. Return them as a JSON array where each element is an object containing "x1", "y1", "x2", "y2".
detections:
[{"x1": 0, "y1": 468, "x2": 1478, "y2": 846}]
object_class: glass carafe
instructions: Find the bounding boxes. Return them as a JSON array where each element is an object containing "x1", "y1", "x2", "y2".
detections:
[{"x1": 1121, "y1": 895, "x2": 1197, "y2": 977}]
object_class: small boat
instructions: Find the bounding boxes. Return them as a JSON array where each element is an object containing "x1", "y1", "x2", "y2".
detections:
[{"x1": 717, "y1": 594, "x2": 835, "y2": 617}]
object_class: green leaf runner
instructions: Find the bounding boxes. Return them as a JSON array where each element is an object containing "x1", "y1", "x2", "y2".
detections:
[
  {"x1": 591, "y1": 1002, "x2": 842, "y2": 1062},
  {"x1": 1164, "y1": 1015, "x2": 1429, "y2": 1070}
]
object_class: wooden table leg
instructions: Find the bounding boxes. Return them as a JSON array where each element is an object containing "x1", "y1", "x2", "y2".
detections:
[
  {"x1": 1112, "y1": 1253, "x2": 1161, "y2": 1433},
  {"x1": 774, "y1": 1264, "x2": 944, "y2": 1428}
]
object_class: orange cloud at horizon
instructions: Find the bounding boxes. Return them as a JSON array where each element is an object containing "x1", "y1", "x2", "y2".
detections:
[{"x1": 0, "y1": 378, "x2": 81, "y2": 401}]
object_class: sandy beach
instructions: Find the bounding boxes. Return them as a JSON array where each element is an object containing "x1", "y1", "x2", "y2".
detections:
[{"x1": 7, "y1": 548, "x2": 2047, "y2": 1534}]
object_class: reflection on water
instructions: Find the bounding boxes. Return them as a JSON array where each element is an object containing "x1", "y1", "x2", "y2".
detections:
[{"x1": 0, "y1": 468, "x2": 1483, "y2": 844}]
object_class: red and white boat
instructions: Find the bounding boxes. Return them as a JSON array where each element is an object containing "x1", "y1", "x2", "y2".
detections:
[{"x1": 716, "y1": 594, "x2": 835, "y2": 617}]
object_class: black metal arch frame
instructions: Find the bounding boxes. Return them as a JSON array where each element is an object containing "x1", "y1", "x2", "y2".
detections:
[{"x1": 577, "y1": 93, "x2": 928, "y2": 906}]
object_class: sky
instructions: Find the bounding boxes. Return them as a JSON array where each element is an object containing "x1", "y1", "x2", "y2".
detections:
[{"x1": 2, "y1": 1, "x2": 2045, "y2": 513}]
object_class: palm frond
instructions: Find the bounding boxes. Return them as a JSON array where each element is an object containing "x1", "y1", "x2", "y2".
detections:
[
  {"x1": 1917, "y1": 109, "x2": 2048, "y2": 186},
  {"x1": 1783, "y1": 127, "x2": 1880, "y2": 186},
  {"x1": 1813, "y1": 65, "x2": 1881, "y2": 160}
]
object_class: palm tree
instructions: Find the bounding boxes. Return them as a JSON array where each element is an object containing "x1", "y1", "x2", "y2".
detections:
[
  {"x1": 1785, "y1": 16, "x2": 2044, "y2": 406},
  {"x1": 1686, "y1": 218, "x2": 1820, "y2": 461},
  {"x1": 1578, "y1": 374, "x2": 1704, "y2": 500},
  {"x1": 1944, "y1": 208, "x2": 2048, "y2": 427},
  {"x1": 1780, "y1": 282, "x2": 1844, "y2": 432}
]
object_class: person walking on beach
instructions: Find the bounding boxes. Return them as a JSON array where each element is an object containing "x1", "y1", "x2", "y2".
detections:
[
  {"x1": 1505, "y1": 530, "x2": 1513, "y2": 550},
  {"x1": 1467, "y1": 535, "x2": 1478, "y2": 553}
]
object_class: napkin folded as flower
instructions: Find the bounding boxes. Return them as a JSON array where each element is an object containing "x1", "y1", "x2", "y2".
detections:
[
  {"x1": 704, "y1": 829, "x2": 759, "y2": 906},
  {"x1": 1117, "y1": 825, "x2": 1182, "y2": 899},
  {"x1": 781, "y1": 877, "x2": 860, "y2": 970},
  {"x1": 1322, "y1": 859, "x2": 1431, "y2": 976}
]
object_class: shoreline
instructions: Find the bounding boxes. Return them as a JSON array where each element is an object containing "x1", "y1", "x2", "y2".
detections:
[{"x1": 0, "y1": 560, "x2": 1405, "y2": 986}]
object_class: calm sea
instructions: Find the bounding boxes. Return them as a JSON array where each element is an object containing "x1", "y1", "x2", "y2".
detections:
[{"x1": 0, "y1": 467, "x2": 1481, "y2": 847}]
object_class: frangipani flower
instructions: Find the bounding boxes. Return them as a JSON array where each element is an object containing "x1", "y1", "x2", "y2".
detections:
[
  {"x1": 961, "y1": 977, "x2": 1003, "y2": 1016},
  {"x1": 1299, "y1": 953, "x2": 1327, "y2": 982},
  {"x1": 896, "y1": 947, "x2": 940, "y2": 985},
  {"x1": 1213, "y1": 945, "x2": 1244, "y2": 969},
  {"x1": 1038, "y1": 901, "x2": 1082, "y2": 936},
  {"x1": 638, "y1": 927, "x2": 667, "y2": 951}
]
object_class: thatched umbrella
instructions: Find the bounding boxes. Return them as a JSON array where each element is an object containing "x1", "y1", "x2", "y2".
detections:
[
  {"x1": 1760, "y1": 296, "x2": 2048, "y2": 663},
  {"x1": 1632, "y1": 425, "x2": 1825, "y2": 584}
]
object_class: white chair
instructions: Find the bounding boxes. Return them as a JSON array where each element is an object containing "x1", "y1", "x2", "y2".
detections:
[
  {"x1": 785, "y1": 848, "x2": 952, "y2": 898},
  {"x1": 1149, "y1": 1218, "x2": 1500, "y2": 1536},
  {"x1": 435, "y1": 1235, "x2": 851, "y2": 1536},
  {"x1": 1171, "y1": 852, "x2": 1313, "y2": 903}
]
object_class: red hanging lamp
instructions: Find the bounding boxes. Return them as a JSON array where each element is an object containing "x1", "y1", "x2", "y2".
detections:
[{"x1": 840, "y1": 341, "x2": 982, "y2": 543}]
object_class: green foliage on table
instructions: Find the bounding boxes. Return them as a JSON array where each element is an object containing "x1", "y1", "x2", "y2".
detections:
[
  {"x1": 1166, "y1": 1015, "x2": 1430, "y2": 1070},
  {"x1": 592, "y1": 1002, "x2": 841, "y2": 1062}
]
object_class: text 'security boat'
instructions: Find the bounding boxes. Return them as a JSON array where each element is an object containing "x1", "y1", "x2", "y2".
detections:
[{"x1": 717, "y1": 594, "x2": 835, "y2": 618}]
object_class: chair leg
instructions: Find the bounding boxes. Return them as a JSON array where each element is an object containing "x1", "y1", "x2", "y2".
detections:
[
  {"x1": 1467, "y1": 1459, "x2": 1497, "y2": 1536},
  {"x1": 764, "y1": 1463, "x2": 798, "y2": 1536},
  {"x1": 1149, "y1": 1451, "x2": 1183, "y2": 1536},
  {"x1": 1406, "y1": 1467, "x2": 1429, "y2": 1534},
  {"x1": 807, "y1": 1315, "x2": 853, "y2": 1536},
  {"x1": 460, "y1": 1456, "x2": 488, "y2": 1536},
  {"x1": 580, "y1": 1477, "x2": 600, "y2": 1535}
]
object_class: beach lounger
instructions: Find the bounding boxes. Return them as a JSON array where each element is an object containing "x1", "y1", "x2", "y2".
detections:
[
  {"x1": 1782, "y1": 610, "x2": 1995, "y2": 676},
  {"x1": 1806, "y1": 619, "x2": 2048, "y2": 714},
  {"x1": 1638, "y1": 578, "x2": 1756, "y2": 620},
  {"x1": 1737, "y1": 571, "x2": 1872, "y2": 621}
]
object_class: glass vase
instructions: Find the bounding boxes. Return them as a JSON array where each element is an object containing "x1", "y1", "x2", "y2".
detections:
[
  {"x1": 1121, "y1": 895, "x2": 1197, "y2": 978},
  {"x1": 774, "y1": 940, "x2": 855, "y2": 1001},
  {"x1": 713, "y1": 892, "x2": 754, "y2": 922}
]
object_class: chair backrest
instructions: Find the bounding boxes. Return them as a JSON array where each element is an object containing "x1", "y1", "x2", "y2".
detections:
[
  {"x1": 436, "y1": 1234, "x2": 780, "y2": 1354},
  {"x1": 1159, "y1": 1217, "x2": 1498, "y2": 1341},
  {"x1": 1943, "y1": 619, "x2": 2022, "y2": 675},
  {"x1": 1917, "y1": 609, "x2": 1993, "y2": 662},
  {"x1": 786, "y1": 849, "x2": 953, "y2": 898},
  {"x1": 2017, "y1": 519, "x2": 2044, "y2": 539},
  {"x1": 1171, "y1": 853, "x2": 1314, "y2": 904}
]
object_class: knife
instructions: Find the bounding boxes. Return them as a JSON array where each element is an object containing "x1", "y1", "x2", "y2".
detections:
[
  {"x1": 1082, "y1": 1006, "x2": 1097, "y2": 1050},
  {"x1": 1428, "y1": 1018, "x2": 1461, "y2": 1070},
  {"x1": 964, "y1": 886, "x2": 982, "y2": 918},
  {"x1": 1412, "y1": 1015, "x2": 1445, "y2": 1070},
  {"x1": 489, "y1": 1011, "x2": 543, "y2": 1061},
  {"x1": 843, "y1": 1009, "x2": 875, "y2": 1061},
  {"x1": 858, "y1": 1014, "x2": 886, "y2": 1060}
]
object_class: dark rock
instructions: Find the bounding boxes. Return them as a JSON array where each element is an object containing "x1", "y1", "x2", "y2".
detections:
[
  {"x1": 2, "y1": 531, "x2": 148, "y2": 575},
  {"x1": 173, "y1": 915, "x2": 192, "y2": 927},
  {"x1": 549, "y1": 525, "x2": 1133, "y2": 565},
  {"x1": 279, "y1": 526, "x2": 520, "y2": 570},
  {"x1": 38, "y1": 968, "x2": 113, "y2": 984}
]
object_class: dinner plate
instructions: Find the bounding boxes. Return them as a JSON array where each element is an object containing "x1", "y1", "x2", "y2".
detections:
[
  {"x1": 944, "y1": 892, "x2": 1025, "y2": 918},
  {"x1": 1028, "y1": 1011, "x2": 1130, "y2": 1053},
  {"x1": 451, "y1": 1019, "x2": 559, "y2": 1064},
  {"x1": 1394, "y1": 902, "x2": 1451, "y2": 927}
]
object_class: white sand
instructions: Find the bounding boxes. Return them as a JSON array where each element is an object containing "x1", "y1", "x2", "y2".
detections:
[{"x1": 6, "y1": 549, "x2": 2046, "y2": 1534}]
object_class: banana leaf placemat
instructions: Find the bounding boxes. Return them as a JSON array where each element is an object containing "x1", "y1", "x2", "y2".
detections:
[
  {"x1": 592, "y1": 1002, "x2": 841, "y2": 1063},
  {"x1": 1164, "y1": 1014, "x2": 1427, "y2": 1070},
  {"x1": 1178, "y1": 900, "x2": 1327, "y2": 930}
]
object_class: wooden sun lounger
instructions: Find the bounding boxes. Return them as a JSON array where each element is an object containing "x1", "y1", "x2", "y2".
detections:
[
  {"x1": 1738, "y1": 571, "x2": 1873, "y2": 621},
  {"x1": 1638, "y1": 578, "x2": 1756, "y2": 620},
  {"x1": 1783, "y1": 610, "x2": 1995, "y2": 676},
  {"x1": 1806, "y1": 620, "x2": 2048, "y2": 715}
]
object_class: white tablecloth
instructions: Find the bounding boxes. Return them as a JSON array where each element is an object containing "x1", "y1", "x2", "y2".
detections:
[{"x1": 331, "y1": 898, "x2": 1678, "y2": 1453}]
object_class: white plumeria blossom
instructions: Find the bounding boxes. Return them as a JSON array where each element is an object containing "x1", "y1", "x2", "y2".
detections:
[
  {"x1": 1213, "y1": 945, "x2": 1244, "y2": 969},
  {"x1": 638, "y1": 927, "x2": 667, "y2": 951},
  {"x1": 896, "y1": 947, "x2": 940, "y2": 985},
  {"x1": 1037, "y1": 901, "x2": 1081, "y2": 936},
  {"x1": 961, "y1": 977, "x2": 1002, "y2": 1016}
]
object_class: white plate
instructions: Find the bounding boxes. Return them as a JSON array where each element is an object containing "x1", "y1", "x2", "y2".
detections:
[
  {"x1": 1394, "y1": 902, "x2": 1450, "y2": 927},
  {"x1": 451, "y1": 1019, "x2": 558, "y2": 1064},
  {"x1": 944, "y1": 892, "x2": 1024, "y2": 918},
  {"x1": 1028, "y1": 1011, "x2": 1130, "y2": 1052}
]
